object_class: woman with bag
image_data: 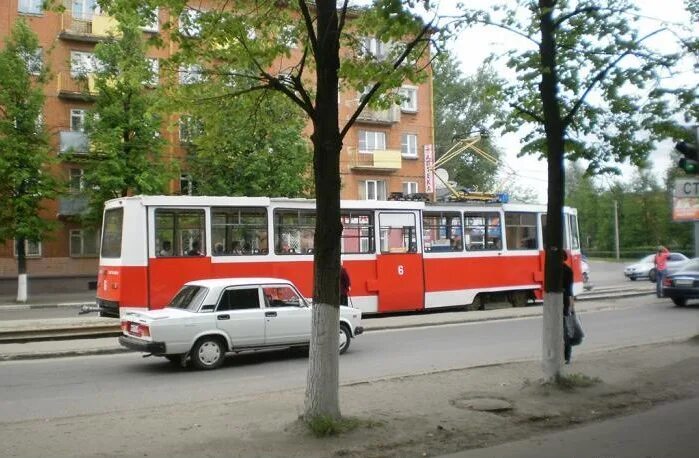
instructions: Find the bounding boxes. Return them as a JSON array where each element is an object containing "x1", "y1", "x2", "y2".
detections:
[{"x1": 562, "y1": 251, "x2": 584, "y2": 364}]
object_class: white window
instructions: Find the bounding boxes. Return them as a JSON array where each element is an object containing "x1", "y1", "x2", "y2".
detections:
[
  {"x1": 70, "y1": 51, "x2": 99, "y2": 78},
  {"x1": 14, "y1": 239, "x2": 42, "y2": 258},
  {"x1": 141, "y1": 7, "x2": 159, "y2": 32},
  {"x1": 146, "y1": 58, "x2": 159, "y2": 86},
  {"x1": 401, "y1": 133, "x2": 418, "y2": 157},
  {"x1": 179, "y1": 64, "x2": 204, "y2": 85},
  {"x1": 358, "y1": 130, "x2": 386, "y2": 153},
  {"x1": 72, "y1": 0, "x2": 98, "y2": 21},
  {"x1": 18, "y1": 0, "x2": 43, "y2": 14},
  {"x1": 70, "y1": 109, "x2": 86, "y2": 132},
  {"x1": 69, "y1": 168, "x2": 84, "y2": 192},
  {"x1": 362, "y1": 37, "x2": 390, "y2": 60},
  {"x1": 180, "y1": 174, "x2": 195, "y2": 195},
  {"x1": 403, "y1": 182, "x2": 418, "y2": 195},
  {"x1": 179, "y1": 7, "x2": 203, "y2": 37},
  {"x1": 360, "y1": 180, "x2": 387, "y2": 201},
  {"x1": 399, "y1": 86, "x2": 418, "y2": 112},
  {"x1": 21, "y1": 48, "x2": 43, "y2": 75},
  {"x1": 70, "y1": 228, "x2": 99, "y2": 257},
  {"x1": 179, "y1": 116, "x2": 202, "y2": 144}
]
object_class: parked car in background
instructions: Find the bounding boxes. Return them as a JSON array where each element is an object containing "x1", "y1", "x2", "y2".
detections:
[
  {"x1": 623, "y1": 252, "x2": 689, "y2": 282},
  {"x1": 662, "y1": 258, "x2": 699, "y2": 306},
  {"x1": 118, "y1": 277, "x2": 364, "y2": 370}
]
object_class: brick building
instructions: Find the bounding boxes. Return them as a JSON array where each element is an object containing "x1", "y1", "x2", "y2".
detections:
[{"x1": 0, "y1": 0, "x2": 434, "y2": 294}]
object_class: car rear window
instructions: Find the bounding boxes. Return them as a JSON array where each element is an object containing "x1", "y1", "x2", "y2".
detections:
[{"x1": 168, "y1": 285, "x2": 208, "y2": 311}]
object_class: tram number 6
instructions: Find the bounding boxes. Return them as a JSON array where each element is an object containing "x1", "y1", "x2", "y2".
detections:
[{"x1": 397, "y1": 265, "x2": 404, "y2": 276}]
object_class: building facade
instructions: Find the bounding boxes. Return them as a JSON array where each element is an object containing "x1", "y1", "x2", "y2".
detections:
[{"x1": 0, "y1": 0, "x2": 434, "y2": 293}]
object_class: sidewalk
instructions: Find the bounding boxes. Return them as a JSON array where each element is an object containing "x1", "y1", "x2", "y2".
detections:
[
  {"x1": 0, "y1": 291, "x2": 96, "y2": 310},
  {"x1": 0, "y1": 296, "x2": 644, "y2": 361}
]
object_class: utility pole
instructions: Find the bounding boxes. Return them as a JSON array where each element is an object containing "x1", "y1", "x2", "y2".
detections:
[{"x1": 614, "y1": 200, "x2": 620, "y2": 259}]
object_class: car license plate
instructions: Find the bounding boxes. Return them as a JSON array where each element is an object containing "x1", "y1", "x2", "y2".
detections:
[
  {"x1": 129, "y1": 323, "x2": 141, "y2": 336},
  {"x1": 675, "y1": 279, "x2": 693, "y2": 287}
]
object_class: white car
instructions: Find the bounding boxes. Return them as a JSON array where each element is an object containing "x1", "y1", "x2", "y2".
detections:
[
  {"x1": 118, "y1": 277, "x2": 363, "y2": 370},
  {"x1": 623, "y1": 253, "x2": 689, "y2": 282}
]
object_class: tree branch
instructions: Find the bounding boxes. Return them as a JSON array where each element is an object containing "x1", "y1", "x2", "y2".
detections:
[
  {"x1": 511, "y1": 102, "x2": 545, "y2": 124},
  {"x1": 338, "y1": 0, "x2": 350, "y2": 36},
  {"x1": 298, "y1": 0, "x2": 319, "y2": 57},
  {"x1": 562, "y1": 28, "x2": 667, "y2": 128}
]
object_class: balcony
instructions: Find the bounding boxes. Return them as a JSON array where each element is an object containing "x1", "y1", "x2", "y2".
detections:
[
  {"x1": 59, "y1": 131, "x2": 90, "y2": 155},
  {"x1": 356, "y1": 105, "x2": 401, "y2": 125},
  {"x1": 349, "y1": 148, "x2": 402, "y2": 172},
  {"x1": 59, "y1": 12, "x2": 120, "y2": 42},
  {"x1": 58, "y1": 196, "x2": 89, "y2": 217},
  {"x1": 57, "y1": 72, "x2": 98, "y2": 101}
]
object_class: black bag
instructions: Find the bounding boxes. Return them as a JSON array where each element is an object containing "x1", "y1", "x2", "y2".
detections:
[{"x1": 565, "y1": 312, "x2": 584, "y2": 346}]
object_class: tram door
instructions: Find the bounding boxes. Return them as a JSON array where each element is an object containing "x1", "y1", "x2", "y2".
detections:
[{"x1": 375, "y1": 211, "x2": 425, "y2": 312}]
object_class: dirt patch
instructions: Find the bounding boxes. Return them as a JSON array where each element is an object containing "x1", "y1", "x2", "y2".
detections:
[{"x1": 1, "y1": 341, "x2": 698, "y2": 458}]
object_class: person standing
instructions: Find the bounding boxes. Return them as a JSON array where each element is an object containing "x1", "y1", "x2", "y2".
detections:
[
  {"x1": 654, "y1": 246, "x2": 670, "y2": 298},
  {"x1": 340, "y1": 264, "x2": 351, "y2": 306},
  {"x1": 562, "y1": 251, "x2": 574, "y2": 364}
]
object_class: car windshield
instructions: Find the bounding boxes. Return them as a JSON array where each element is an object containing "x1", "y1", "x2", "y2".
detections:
[
  {"x1": 167, "y1": 285, "x2": 208, "y2": 311},
  {"x1": 677, "y1": 259, "x2": 699, "y2": 273}
]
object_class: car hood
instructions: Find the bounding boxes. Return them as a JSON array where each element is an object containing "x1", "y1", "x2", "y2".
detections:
[{"x1": 122, "y1": 308, "x2": 195, "y2": 322}]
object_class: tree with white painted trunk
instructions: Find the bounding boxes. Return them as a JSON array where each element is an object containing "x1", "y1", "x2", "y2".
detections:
[
  {"x1": 0, "y1": 20, "x2": 59, "y2": 303},
  {"x1": 456, "y1": 0, "x2": 696, "y2": 380}
]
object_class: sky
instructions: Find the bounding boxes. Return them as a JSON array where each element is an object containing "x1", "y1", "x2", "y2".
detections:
[{"x1": 439, "y1": 0, "x2": 697, "y2": 203}]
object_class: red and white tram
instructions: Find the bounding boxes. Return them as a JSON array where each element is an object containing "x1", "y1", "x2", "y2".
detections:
[{"x1": 95, "y1": 196, "x2": 583, "y2": 317}]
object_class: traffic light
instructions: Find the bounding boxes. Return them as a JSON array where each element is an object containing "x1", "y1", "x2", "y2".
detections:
[{"x1": 676, "y1": 141, "x2": 699, "y2": 174}]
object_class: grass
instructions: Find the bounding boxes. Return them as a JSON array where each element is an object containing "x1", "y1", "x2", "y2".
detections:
[
  {"x1": 305, "y1": 415, "x2": 383, "y2": 437},
  {"x1": 552, "y1": 372, "x2": 602, "y2": 390}
]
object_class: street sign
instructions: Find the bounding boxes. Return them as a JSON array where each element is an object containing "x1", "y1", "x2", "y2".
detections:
[
  {"x1": 673, "y1": 179, "x2": 699, "y2": 221},
  {"x1": 424, "y1": 144, "x2": 434, "y2": 193}
]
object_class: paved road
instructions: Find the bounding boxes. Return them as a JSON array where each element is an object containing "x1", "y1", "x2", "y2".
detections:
[{"x1": 1, "y1": 294, "x2": 696, "y2": 423}]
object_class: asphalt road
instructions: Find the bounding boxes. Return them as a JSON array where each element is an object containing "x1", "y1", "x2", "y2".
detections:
[{"x1": 1, "y1": 294, "x2": 696, "y2": 424}]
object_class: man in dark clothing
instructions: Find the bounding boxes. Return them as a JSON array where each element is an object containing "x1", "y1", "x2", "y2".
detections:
[
  {"x1": 562, "y1": 251, "x2": 574, "y2": 364},
  {"x1": 340, "y1": 265, "x2": 351, "y2": 306}
]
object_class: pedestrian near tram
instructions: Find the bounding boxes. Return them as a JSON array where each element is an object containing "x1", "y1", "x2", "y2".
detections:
[{"x1": 340, "y1": 264, "x2": 351, "y2": 306}]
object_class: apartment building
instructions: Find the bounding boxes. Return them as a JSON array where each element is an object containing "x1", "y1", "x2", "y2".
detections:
[{"x1": 0, "y1": 1, "x2": 434, "y2": 293}]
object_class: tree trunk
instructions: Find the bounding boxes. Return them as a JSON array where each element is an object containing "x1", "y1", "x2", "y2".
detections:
[
  {"x1": 16, "y1": 237, "x2": 28, "y2": 303},
  {"x1": 304, "y1": 0, "x2": 343, "y2": 421},
  {"x1": 538, "y1": 0, "x2": 566, "y2": 381}
]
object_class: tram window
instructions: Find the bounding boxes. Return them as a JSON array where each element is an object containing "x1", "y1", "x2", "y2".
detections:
[
  {"x1": 341, "y1": 211, "x2": 374, "y2": 254},
  {"x1": 101, "y1": 207, "x2": 123, "y2": 258},
  {"x1": 422, "y1": 212, "x2": 462, "y2": 252},
  {"x1": 211, "y1": 207, "x2": 268, "y2": 256},
  {"x1": 568, "y1": 214, "x2": 580, "y2": 250},
  {"x1": 505, "y1": 212, "x2": 538, "y2": 250},
  {"x1": 464, "y1": 212, "x2": 502, "y2": 251},
  {"x1": 155, "y1": 209, "x2": 205, "y2": 257},
  {"x1": 379, "y1": 212, "x2": 417, "y2": 253},
  {"x1": 274, "y1": 209, "x2": 316, "y2": 255}
]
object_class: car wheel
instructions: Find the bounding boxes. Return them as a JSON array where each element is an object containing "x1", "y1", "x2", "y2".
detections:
[
  {"x1": 672, "y1": 297, "x2": 687, "y2": 307},
  {"x1": 629, "y1": 276, "x2": 637, "y2": 281},
  {"x1": 583, "y1": 272, "x2": 590, "y2": 283},
  {"x1": 191, "y1": 336, "x2": 225, "y2": 370},
  {"x1": 648, "y1": 269, "x2": 657, "y2": 283},
  {"x1": 339, "y1": 324, "x2": 351, "y2": 355}
]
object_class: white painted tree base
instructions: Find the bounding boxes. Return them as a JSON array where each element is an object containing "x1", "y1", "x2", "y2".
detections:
[
  {"x1": 541, "y1": 292, "x2": 564, "y2": 380},
  {"x1": 17, "y1": 273, "x2": 27, "y2": 303},
  {"x1": 305, "y1": 302, "x2": 341, "y2": 420}
]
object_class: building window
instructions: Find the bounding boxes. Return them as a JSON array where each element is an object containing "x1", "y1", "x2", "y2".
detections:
[
  {"x1": 402, "y1": 182, "x2": 418, "y2": 195},
  {"x1": 70, "y1": 109, "x2": 86, "y2": 132},
  {"x1": 179, "y1": 174, "x2": 195, "y2": 195},
  {"x1": 179, "y1": 64, "x2": 204, "y2": 85},
  {"x1": 362, "y1": 37, "x2": 391, "y2": 60},
  {"x1": 72, "y1": 0, "x2": 98, "y2": 21},
  {"x1": 141, "y1": 7, "x2": 159, "y2": 32},
  {"x1": 70, "y1": 228, "x2": 99, "y2": 257},
  {"x1": 401, "y1": 133, "x2": 418, "y2": 157},
  {"x1": 358, "y1": 130, "x2": 386, "y2": 153},
  {"x1": 70, "y1": 51, "x2": 99, "y2": 78},
  {"x1": 69, "y1": 168, "x2": 84, "y2": 192},
  {"x1": 179, "y1": 7, "x2": 203, "y2": 37},
  {"x1": 146, "y1": 58, "x2": 159, "y2": 86},
  {"x1": 359, "y1": 179, "x2": 387, "y2": 201},
  {"x1": 179, "y1": 116, "x2": 203, "y2": 144},
  {"x1": 19, "y1": 0, "x2": 43, "y2": 14},
  {"x1": 20, "y1": 48, "x2": 43, "y2": 76},
  {"x1": 14, "y1": 239, "x2": 42, "y2": 258},
  {"x1": 399, "y1": 86, "x2": 418, "y2": 112}
]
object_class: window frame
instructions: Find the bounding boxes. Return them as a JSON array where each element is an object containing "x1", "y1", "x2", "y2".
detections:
[
  {"x1": 70, "y1": 109, "x2": 86, "y2": 132},
  {"x1": 399, "y1": 86, "x2": 418, "y2": 112},
  {"x1": 341, "y1": 211, "x2": 375, "y2": 254},
  {"x1": 422, "y1": 211, "x2": 463, "y2": 252},
  {"x1": 358, "y1": 130, "x2": 387, "y2": 153},
  {"x1": 464, "y1": 212, "x2": 503, "y2": 251},
  {"x1": 18, "y1": 0, "x2": 43, "y2": 14},
  {"x1": 69, "y1": 167, "x2": 84, "y2": 192},
  {"x1": 401, "y1": 133, "x2": 418, "y2": 157},
  {"x1": 70, "y1": 228, "x2": 99, "y2": 257},
  {"x1": 101, "y1": 207, "x2": 123, "y2": 258},
  {"x1": 215, "y1": 287, "x2": 262, "y2": 312},
  {"x1": 273, "y1": 208, "x2": 316, "y2": 255},
  {"x1": 505, "y1": 212, "x2": 539, "y2": 251},
  {"x1": 211, "y1": 207, "x2": 268, "y2": 256},
  {"x1": 378, "y1": 212, "x2": 418, "y2": 254},
  {"x1": 13, "y1": 239, "x2": 42, "y2": 258},
  {"x1": 154, "y1": 208, "x2": 206, "y2": 257},
  {"x1": 402, "y1": 181, "x2": 418, "y2": 195}
]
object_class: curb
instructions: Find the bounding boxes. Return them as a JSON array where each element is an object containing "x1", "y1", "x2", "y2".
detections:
[
  {"x1": 0, "y1": 347, "x2": 129, "y2": 362},
  {"x1": 0, "y1": 302, "x2": 92, "y2": 311}
]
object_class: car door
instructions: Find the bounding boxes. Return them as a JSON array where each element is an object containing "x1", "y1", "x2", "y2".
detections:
[
  {"x1": 668, "y1": 254, "x2": 688, "y2": 273},
  {"x1": 214, "y1": 286, "x2": 266, "y2": 347},
  {"x1": 262, "y1": 284, "x2": 311, "y2": 345}
]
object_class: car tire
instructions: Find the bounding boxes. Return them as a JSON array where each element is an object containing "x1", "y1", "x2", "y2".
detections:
[
  {"x1": 629, "y1": 276, "x2": 637, "y2": 281},
  {"x1": 648, "y1": 269, "x2": 657, "y2": 283},
  {"x1": 672, "y1": 297, "x2": 687, "y2": 307},
  {"x1": 339, "y1": 324, "x2": 351, "y2": 355},
  {"x1": 191, "y1": 336, "x2": 226, "y2": 370}
]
